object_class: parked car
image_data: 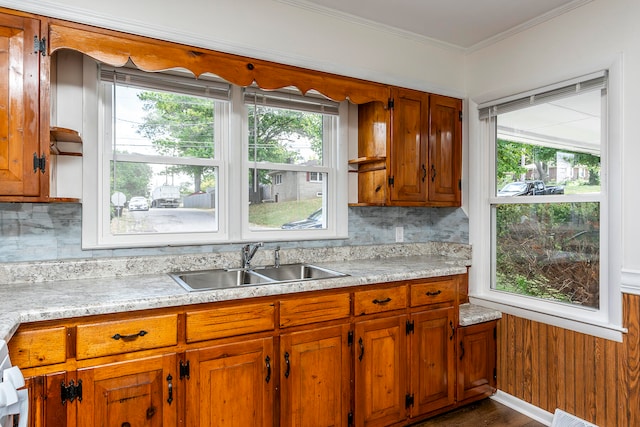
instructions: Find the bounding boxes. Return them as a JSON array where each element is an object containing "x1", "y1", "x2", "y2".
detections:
[
  {"x1": 498, "y1": 180, "x2": 564, "y2": 196},
  {"x1": 128, "y1": 196, "x2": 149, "y2": 211},
  {"x1": 281, "y1": 208, "x2": 323, "y2": 229}
]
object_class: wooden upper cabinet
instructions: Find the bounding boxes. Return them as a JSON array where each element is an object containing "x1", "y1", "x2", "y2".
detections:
[
  {"x1": 353, "y1": 88, "x2": 462, "y2": 207},
  {"x1": 428, "y1": 94, "x2": 462, "y2": 205},
  {"x1": 389, "y1": 88, "x2": 429, "y2": 205},
  {"x1": 0, "y1": 12, "x2": 48, "y2": 200}
]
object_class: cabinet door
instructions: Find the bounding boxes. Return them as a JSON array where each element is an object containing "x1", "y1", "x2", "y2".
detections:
[
  {"x1": 76, "y1": 354, "x2": 177, "y2": 427},
  {"x1": 457, "y1": 321, "x2": 497, "y2": 404},
  {"x1": 25, "y1": 372, "x2": 74, "y2": 427},
  {"x1": 0, "y1": 13, "x2": 45, "y2": 198},
  {"x1": 280, "y1": 324, "x2": 350, "y2": 427},
  {"x1": 410, "y1": 307, "x2": 456, "y2": 417},
  {"x1": 428, "y1": 94, "x2": 462, "y2": 205},
  {"x1": 355, "y1": 315, "x2": 407, "y2": 427},
  {"x1": 389, "y1": 88, "x2": 429, "y2": 205},
  {"x1": 185, "y1": 338, "x2": 274, "y2": 427}
]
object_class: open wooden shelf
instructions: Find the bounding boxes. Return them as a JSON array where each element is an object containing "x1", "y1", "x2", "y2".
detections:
[{"x1": 50, "y1": 126, "x2": 83, "y2": 156}]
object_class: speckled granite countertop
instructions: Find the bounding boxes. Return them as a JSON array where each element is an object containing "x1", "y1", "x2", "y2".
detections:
[{"x1": 0, "y1": 243, "x2": 501, "y2": 342}]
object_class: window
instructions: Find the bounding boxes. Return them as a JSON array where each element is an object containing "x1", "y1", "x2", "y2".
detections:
[
  {"x1": 472, "y1": 70, "x2": 624, "y2": 340},
  {"x1": 83, "y1": 63, "x2": 348, "y2": 248}
]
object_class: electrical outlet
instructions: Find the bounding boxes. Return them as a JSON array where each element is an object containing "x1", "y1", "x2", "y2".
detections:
[{"x1": 395, "y1": 226, "x2": 404, "y2": 243}]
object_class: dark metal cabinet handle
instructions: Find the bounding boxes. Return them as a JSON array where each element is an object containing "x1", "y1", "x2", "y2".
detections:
[
  {"x1": 422, "y1": 164, "x2": 427, "y2": 182},
  {"x1": 459, "y1": 341, "x2": 465, "y2": 360},
  {"x1": 431, "y1": 164, "x2": 436, "y2": 182},
  {"x1": 426, "y1": 290, "x2": 442, "y2": 296},
  {"x1": 358, "y1": 337, "x2": 364, "y2": 361},
  {"x1": 372, "y1": 297, "x2": 391, "y2": 305},
  {"x1": 166, "y1": 374, "x2": 173, "y2": 404},
  {"x1": 112, "y1": 330, "x2": 148, "y2": 341},
  {"x1": 265, "y1": 356, "x2": 271, "y2": 383},
  {"x1": 284, "y1": 352, "x2": 290, "y2": 378},
  {"x1": 449, "y1": 321, "x2": 455, "y2": 341}
]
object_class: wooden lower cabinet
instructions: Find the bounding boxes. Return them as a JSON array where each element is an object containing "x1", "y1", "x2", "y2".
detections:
[
  {"x1": 457, "y1": 320, "x2": 497, "y2": 404},
  {"x1": 355, "y1": 315, "x2": 407, "y2": 427},
  {"x1": 76, "y1": 354, "x2": 177, "y2": 427},
  {"x1": 280, "y1": 324, "x2": 351, "y2": 427},
  {"x1": 410, "y1": 307, "x2": 456, "y2": 418},
  {"x1": 184, "y1": 337, "x2": 274, "y2": 427}
]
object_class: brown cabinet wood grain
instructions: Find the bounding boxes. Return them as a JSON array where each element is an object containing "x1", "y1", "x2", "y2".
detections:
[
  {"x1": 0, "y1": 12, "x2": 48, "y2": 201},
  {"x1": 185, "y1": 338, "x2": 274, "y2": 427},
  {"x1": 280, "y1": 324, "x2": 351, "y2": 427},
  {"x1": 76, "y1": 354, "x2": 177, "y2": 427},
  {"x1": 410, "y1": 307, "x2": 456, "y2": 417},
  {"x1": 354, "y1": 315, "x2": 407, "y2": 427},
  {"x1": 352, "y1": 88, "x2": 462, "y2": 207},
  {"x1": 457, "y1": 320, "x2": 497, "y2": 404}
]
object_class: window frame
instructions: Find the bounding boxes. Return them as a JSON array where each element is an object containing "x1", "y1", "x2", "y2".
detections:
[
  {"x1": 468, "y1": 65, "x2": 625, "y2": 341},
  {"x1": 82, "y1": 62, "x2": 348, "y2": 249}
]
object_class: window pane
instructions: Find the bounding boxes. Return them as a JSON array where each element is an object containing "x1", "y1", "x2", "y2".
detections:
[
  {"x1": 248, "y1": 168, "x2": 326, "y2": 230},
  {"x1": 495, "y1": 90, "x2": 601, "y2": 196},
  {"x1": 110, "y1": 161, "x2": 218, "y2": 234},
  {"x1": 111, "y1": 84, "x2": 218, "y2": 159},
  {"x1": 247, "y1": 105, "x2": 324, "y2": 165},
  {"x1": 493, "y1": 202, "x2": 599, "y2": 308}
]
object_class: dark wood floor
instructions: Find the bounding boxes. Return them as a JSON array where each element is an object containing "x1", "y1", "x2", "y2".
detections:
[{"x1": 409, "y1": 399, "x2": 547, "y2": 427}]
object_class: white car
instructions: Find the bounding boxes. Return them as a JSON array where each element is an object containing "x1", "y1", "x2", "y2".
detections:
[{"x1": 128, "y1": 196, "x2": 149, "y2": 211}]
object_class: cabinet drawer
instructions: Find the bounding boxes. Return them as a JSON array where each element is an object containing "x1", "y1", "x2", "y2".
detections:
[
  {"x1": 410, "y1": 277, "x2": 457, "y2": 307},
  {"x1": 76, "y1": 314, "x2": 178, "y2": 360},
  {"x1": 186, "y1": 302, "x2": 275, "y2": 343},
  {"x1": 354, "y1": 285, "x2": 407, "y2": 315},
  {"x1": 8, "y1": 326, "x2": 67, "y2": 368},
  {"x1": 280, "y1": 293, "x2": 351, "y2": 328}
]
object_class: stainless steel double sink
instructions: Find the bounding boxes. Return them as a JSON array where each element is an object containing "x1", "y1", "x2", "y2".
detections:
[{"x1": 170, "y1": 263, "x2": 348, "y2": 292}]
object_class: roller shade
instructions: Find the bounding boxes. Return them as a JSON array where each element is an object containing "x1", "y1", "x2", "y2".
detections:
[
  {"x1": 100, "y1": 65, "x2": 230, "y2": 100},
  {"x1": 244, "y1": 86, "x2": 340, "y2": 115},
  {"x1": 478, "y1": 71, "x2": 607, "y2": 119}
]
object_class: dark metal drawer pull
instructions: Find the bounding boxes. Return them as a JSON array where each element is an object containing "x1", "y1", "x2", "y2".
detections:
[
  {"x1": 284, "y1": 352, "x2": 291, "y2": 378},
  {"x1": 426, "y1": 290, "x2": 442, "y2": 296},
  {"x1": 372, "y1": 297, "x2": 392, "y2": 305},
  {"x1": 112, "y1": 330, "x2": 148, "y2": 341}
]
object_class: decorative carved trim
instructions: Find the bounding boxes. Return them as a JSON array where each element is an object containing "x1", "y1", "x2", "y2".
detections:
[{"x1": 48, "y1": 21, "x2": 389, "y2": 104}]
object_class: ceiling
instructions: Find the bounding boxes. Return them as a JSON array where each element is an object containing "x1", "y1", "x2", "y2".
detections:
[{"x1": 283, "y1": 0, "x2": 591, "y2": 50}]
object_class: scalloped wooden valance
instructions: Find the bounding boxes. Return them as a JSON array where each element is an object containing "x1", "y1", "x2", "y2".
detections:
[{"x1": 48, "y1": 22, "x2": 390, "y2": 105}]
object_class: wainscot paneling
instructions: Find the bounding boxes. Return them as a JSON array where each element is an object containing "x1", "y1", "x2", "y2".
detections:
[{"x1": 497, "y1": 293, "x2": 639, "y2": 427}]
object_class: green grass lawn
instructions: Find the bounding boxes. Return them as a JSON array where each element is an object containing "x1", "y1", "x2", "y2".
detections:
[
  {"x1": 249, "y1": 198, "x2": 322, "y2": 228},
  {"x1": 562, "y1": 183, "x2": 600, "y2": 194}
]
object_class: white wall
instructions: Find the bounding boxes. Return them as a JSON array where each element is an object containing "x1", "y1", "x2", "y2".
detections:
[
  {"x1": 465, "y1": 0, "x2": 640, "y2": 287},
  {"x1": 5, "y1": 0, "x2": 466, "y2": 97}
]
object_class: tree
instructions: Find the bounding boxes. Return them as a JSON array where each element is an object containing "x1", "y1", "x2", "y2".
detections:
[
  {"x1": 137, "y1": 92, "x2": 323, "y2": 192},
  {"x1": 111, "y1": 160, "x2": 153, "y2": 199}
]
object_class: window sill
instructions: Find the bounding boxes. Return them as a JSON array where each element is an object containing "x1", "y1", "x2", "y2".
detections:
[{"x1": 469, "y1": 293, "x2": 626, "y2": 342}]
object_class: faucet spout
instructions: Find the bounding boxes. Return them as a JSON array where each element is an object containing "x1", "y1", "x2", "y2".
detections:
[{"x1": 242, "y1": 242, "x2": 264, "y2": 269}]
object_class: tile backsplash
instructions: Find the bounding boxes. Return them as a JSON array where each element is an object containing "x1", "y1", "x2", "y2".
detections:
[{"x1": 0, "y1": 203, "x2": 468, "y2": 263}]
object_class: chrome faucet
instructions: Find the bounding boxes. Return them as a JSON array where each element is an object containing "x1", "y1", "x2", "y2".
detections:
[
  {"x1": 274, "y1": 246, "x2": 281, "y2": 268},
  {"x1": 241, "y1": 242, "x2": 263, "y2": 269}
]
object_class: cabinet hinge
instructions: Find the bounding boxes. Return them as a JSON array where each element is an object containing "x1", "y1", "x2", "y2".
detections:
[
  {"x1": 406, "y1": 320, "x2": 414, "y2": 335},
  {"x1": 33, "y1": 152, "x2": 46, "y2": 174},
  {"x1": 405, "y1": 393, "x2": 414, "y2": 408},
  {"x1": 388, "y1": 98, "x2": 394, "y2": 110},
  {"x1": 33, "y1": 36, "x2": 47, "y2": 56},
  {"x1": 348, "y1": 330, "x2": 354, "y2": 346},
  {"x1": 179, "y1": 360, "x2": 190, "y2": 380},
  {"x1": 388, "y1": 176, "x2": 394, "y2": 187},
  {"x1": 494, "y1": 327, "x2": 497, "y2": 340},
  {"x1": 458, "y1": 179, "x2": 462, "y2": 190},
  {"x1": 60, "y1": 379, "x2": 82, "y2": 405},
  {"x1": 459, "y1": 110, "x2": 463, "y2": 121},
  {"x1": 348, "y1": 411, "x2": 354, "y2": 426},
  {"x1": 493, "y1": 367, "x2": 497, "y2": 380}
]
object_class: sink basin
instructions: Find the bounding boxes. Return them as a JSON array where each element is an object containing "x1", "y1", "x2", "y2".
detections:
[
  {"x1": 170, "y1": 269, "x2": 274, "y2": 292},
  {"x1": 255, "y1": 264, "x2": 348, "y2": 282},
  {"x1": 170, "y1": 264, "x2": 347, "y2": 292}
]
